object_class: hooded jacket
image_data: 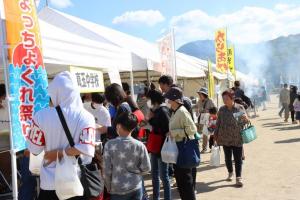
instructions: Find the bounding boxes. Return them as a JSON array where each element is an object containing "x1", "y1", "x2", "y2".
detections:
[{"x1": 27, "y1": 71, "x2": 96, "y2": 190}]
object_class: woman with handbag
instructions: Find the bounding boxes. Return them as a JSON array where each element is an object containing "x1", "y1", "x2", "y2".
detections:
[
  {"x1": 196, "y1": 87, "x2": 216, "y2": 153},
  {"x1": 214, "y1": 89, "x2": 249, "y2": 187},
  {"x1": 164, "y1": 87, "x2": 198, "y2": 200},
  {"x1": 146, "y1": 89, "x2": 172, "y2": 200}
]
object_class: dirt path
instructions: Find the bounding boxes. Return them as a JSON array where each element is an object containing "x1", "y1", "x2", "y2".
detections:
[{"x1": 145, "y1": 96, "x2": 300, "y2": 200}]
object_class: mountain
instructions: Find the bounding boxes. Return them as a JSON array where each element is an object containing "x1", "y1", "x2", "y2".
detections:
[{"x1": 178, "y1": 34, "x2": 300, "y2": 85}]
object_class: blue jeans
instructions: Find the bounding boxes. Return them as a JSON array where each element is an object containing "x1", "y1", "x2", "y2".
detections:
[
  {"x1": 110, "y1": 187, "x2": 143, "y2": 200},
  {"x1": 151, "y1": 154, "x2": 171, "y2": 200},
  {"x1": 19, "y1": 156, "x2": 37, "y2": 200}
]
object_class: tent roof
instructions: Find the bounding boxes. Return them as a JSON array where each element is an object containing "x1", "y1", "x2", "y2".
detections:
[
  {"x1": 38, "y1": 8, "x2": 132, "y2": 75},
  {"x1": 39, "y1": 7, "x2": 211, "y2": 77},
  {"x1": 175, "y1": 52, "x2": 206, "y2": 78},
  {"x1": 39, "y1": 7, "x2": 160, "y2": 64}
]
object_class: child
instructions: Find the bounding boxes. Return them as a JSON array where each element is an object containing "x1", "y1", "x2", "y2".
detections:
[
  {"x1": 208, "y1": 107, "x2": 218, "y2": 151},
  {"x1": 293, "y1": 94, "x2": 300, "y2": 124},
  {"x1": 103, "y1": 112, "x2": 151, "y2": 200}
]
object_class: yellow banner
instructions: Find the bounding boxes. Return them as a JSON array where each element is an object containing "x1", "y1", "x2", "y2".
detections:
[
  {"x1": 227, "y1": 45, "x2": 236, "y2": 78},
  {"x1": 208, "y1": 60, "x2": 215, "y2": 99},
  {"x1": 215, "y1": 28, "x2": 228, "y2": 74},
  {"x1": 70, "y1": 66, "x2": 105, "y2": 93},
  {"x1": 4, "y1": 0, "x2": 44, "y2": 67}
]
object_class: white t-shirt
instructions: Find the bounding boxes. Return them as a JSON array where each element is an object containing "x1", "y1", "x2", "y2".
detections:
[
  {"x1": 84, "y1": 102, "x2": 111, "y2": 127},
  {"x1": 28, "y1": 108, "x2": 96, "y2": 190},
  {"x1": 27, "y1": 71, "x2": 96, "y2": 191}
]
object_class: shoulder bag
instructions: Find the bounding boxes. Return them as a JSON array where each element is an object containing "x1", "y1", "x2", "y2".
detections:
[
  {"x1": 176, "y1": 128, "x2": 201, "y2": 168},
  {"x1": 56, "y1": 106, "x2": 103, "y2": 198}
]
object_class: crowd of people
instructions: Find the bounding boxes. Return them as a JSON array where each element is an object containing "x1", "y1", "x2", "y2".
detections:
[{"x1": 0, "y1": 73, "x2": 256, "y2": 200}]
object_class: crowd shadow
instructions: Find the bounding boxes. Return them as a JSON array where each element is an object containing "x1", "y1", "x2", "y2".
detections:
[
  {"x1": 258, "y1": 118, "x2": 280, "y2": 122},
  {"x1": 196, "y1": 180, "x2": 237, "y2": 194},
  {"x1": 147, "y1": 179, "x2": 237, "y2": 199},
  {"x1": 197, "y1": 164, "x2": 226, "y2": 172},
  {"x1": 273, "y1": 126, "x2": 300, "y2": 131},
  {"x1": 262, "y1": 122, "x2": 289, "y2": 128},
  {"x1": 275, "y1": 138, "x2": 300, "y2": 144}
]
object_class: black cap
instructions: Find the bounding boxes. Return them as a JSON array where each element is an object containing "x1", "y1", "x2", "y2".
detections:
[{"x1": 164, "y1": 87, "x2": 183, "y2": 104}]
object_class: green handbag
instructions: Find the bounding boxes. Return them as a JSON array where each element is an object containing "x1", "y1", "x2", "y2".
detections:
[
  {"x1": 240, "y1": 123, "x2": 257, "y2": 144},
  {"x1": 194, "y1": 132, "x2": 201, "y2": 140}
]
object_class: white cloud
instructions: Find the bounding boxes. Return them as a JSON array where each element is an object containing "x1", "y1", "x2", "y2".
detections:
[
  {"x1": 50, "y1": 0, "x2": 73, "y2": 9},
  {"x1": 171, "y1": 4, "x2": 300, "y2": 45},
  {"x1": 113, "y1": 10, "x2": 165, "y2": 27}
]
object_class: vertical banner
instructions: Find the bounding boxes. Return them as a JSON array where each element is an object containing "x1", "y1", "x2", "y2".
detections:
[
  {"x1": 227, "y1": 45, "x2": 236, "y2": 78},
  {"x1": 215, "y1": 28, "x2": 228, "y2": 74},
  {"x1": 157, "y1": 32, "x2": 176, "y2": 81},
  {"x1": 2, "y1": 0, "x2": 48, "y2": 151},
  {"x1": 208, "y1": 60, "x2": 215, "y2": 99}
]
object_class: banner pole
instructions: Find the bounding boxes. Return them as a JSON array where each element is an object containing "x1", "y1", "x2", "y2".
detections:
[
  {"x1": 171, "y1": 27, "x2": 177, "y2": 83},
  {"x1": 0, "y1": 1, "x2": 18, "y2": 198}
]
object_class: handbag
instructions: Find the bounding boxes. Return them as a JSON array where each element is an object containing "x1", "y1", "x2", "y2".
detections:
[
  {"x1": 55, "y1": 150, "x2": 84, "y2": 199},
  {"x1": 240, "y1": 123, "x2": 257, "y2": 144},
  {"x1": 56, "y1": 106, "x2": 103, "y2": 198},
  {"x1": 176, "y1": 128, "x2": 200, "y2": 168},
  {"x1": 146, "y1": 130, "x2": 164, "y2": 154},
  {"x1": 29, "y1": 151, "x2": 45, "y2": 175},
  {"x1": 209, "y1": 145, "x2": 220, "y2": 167},
  {"x1": 161, "y1": 136, "x2": 178, "y2": 164}
]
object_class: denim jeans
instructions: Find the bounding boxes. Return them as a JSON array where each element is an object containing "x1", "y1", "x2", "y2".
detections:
[
  {"x1": 19, "y1": 156, "x2": 37, "y2": 200},
  {"x1": 110, "y1": 187, "x2": 143, "y2": 200},
  {"x1": 151, "y1": 154, "x2": 171, "y2": 200}
]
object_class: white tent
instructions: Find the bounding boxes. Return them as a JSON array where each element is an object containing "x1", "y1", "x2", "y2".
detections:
[
  {"x1": 38, "y1": 8, "x2": 132, "y2": 76},
  {"x1": 176, "y1": 52, "x2": 206, "y2": 78},
  {"x1": 38, "y1": 7, "x2": 158, "y2": 72},
  {"x1": 38, "y1": 7, "x2": 208, "y2": 78}
]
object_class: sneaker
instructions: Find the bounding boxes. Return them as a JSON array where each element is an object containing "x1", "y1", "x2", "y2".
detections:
[
  {"x1": 226, "y1": 173, "x2": 233, "y2": 181},
  {"x1": 284, "y1": 119, "x2": 288, "y2": 123},
  {"x1": 292, "y1": 121, "x2": 298, "y2": 124},
  {"x1": 279, "y1": 113, "x2": 282, "y2": 118},
  {"x1": 236, "y1": 177, "x2": 243, "y2": 187}
]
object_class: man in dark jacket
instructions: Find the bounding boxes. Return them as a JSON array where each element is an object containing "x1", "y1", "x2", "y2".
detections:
[
  {"x1": 290, "y1": 86, "x2": 298, "y2": 124},
  {"x1": 158, "y1": 75, "x2": 193, "y2": 120}
]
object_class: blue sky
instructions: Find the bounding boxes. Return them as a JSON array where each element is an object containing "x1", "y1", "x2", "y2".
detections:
[{"x1": 40, "y1": 0, "x2": 300, "y2": 46}]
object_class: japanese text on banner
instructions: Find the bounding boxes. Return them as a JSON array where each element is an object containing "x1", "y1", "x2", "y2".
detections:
[
  {"x1": 215, "y1": 28, "x2": 228, "y2": 74},
  {"x1": 227, "y1": 46, "x2": 236, "y2": 77},
  {"x1": 70, "y1": 66, "x2": 104, "y2": 93},
  {"x1": 3, "y1": 0, "x2": 48, "y2": 151},
  {"x1": 156, "y1": 33, "x2": 176, "y2": 81}
]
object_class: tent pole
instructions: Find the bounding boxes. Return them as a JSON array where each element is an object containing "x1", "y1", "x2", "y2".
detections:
[
  {"x1": 130, "y1": 71, "x2": 135, "y2": 100},
  {"x1": 0, "y1": 4, "x2": 18, "y2": 199}
]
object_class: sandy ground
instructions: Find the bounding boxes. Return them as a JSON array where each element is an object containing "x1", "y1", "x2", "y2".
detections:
[{"x1": 144, "y1": 96, "x2": 300, "y2": 200}]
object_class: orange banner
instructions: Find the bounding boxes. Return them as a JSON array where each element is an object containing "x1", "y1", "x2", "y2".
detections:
[
  {"x1": 215, "y1": 28, "x2": 228, "y2": 74},
  {"x1": 4, "y1": 0, "x2": 44, "y2": 67},
  {"x1": 2, "y1": 0, "x2": 48, "y2": 151}
]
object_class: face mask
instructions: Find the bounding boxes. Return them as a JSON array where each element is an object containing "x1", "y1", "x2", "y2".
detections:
[
  {"x1": 92, "y1": 103, "x2": 101, "y2": 109},
  {"x1": 147, "y1": 100, "x2": 152, "y2": 108},
  {"x1": 165, "y1": 100, "x2": 171, "y2": 108}
]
